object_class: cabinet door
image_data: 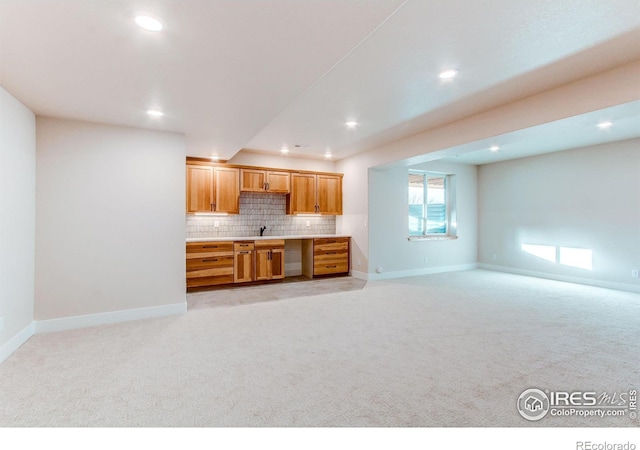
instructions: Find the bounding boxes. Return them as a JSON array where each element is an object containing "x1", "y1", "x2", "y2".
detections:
[
  {"x1": 255, "y1": 248, "x2": 285, "y2": 280},
  {"x1": 317, "y1": 174, "x2": 342, "y2": 215},
  {"x1": 214, "y1": 167, "x2": 240, "y2": 213},
  {"x1": 186, "y1": 165, "x2": 213, "y2": 213},
  {"x1": 270, "y1": 248, "x2": 285, "y2": 280},
  {"x1": 266, "y1": 171, "x2": 290, "y2": 193},
  {"x1": 234, "y1": 251, "x2": 254, "y2": 283},
  {"x1": 240, "y1": 169, "x2": 267, "y2": 192},
  {"x1": 288, "y1": 173, "x2": 317, "y2": 214},
  {"x1": 255, "y1": 249, "x2": 271, "y2": 281}
]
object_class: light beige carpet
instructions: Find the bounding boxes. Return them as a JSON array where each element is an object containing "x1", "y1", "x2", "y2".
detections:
[{"x1": 0, "y1": 270, "x2": 638, "y2": 427}]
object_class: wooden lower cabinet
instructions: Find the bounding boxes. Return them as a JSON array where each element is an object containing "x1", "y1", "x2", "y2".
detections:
[
  {"x1": 302, "y1": 237, "x2": 350, "y2": 277},
  {"x1": 186, "y1": 241, "x2": 234, "y2": 288},
  {"x1": 255, "y1": 240, "x2": 285, "y2": 281},
  {"x1": 187, "y1": 236, "x2": 349, "y2": 290},
  {"x1": 234, "y1": 242, "x2": 255, "y2": 283}
]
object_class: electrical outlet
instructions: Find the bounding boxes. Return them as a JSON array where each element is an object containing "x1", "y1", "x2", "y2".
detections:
[
  {"x1": 305, "y1": 221, "x2": 310, "y2": 227},
  {"x1": 214, "y1": 221, "x2": 219, "y2": 228},
  {"x1": 357, "y1": 259, "x2": 361, "y2": 267},
  {"x1": 492, "y1": 254, "x2": 497, "y2": 260},
  {"x1": 0, "y1": 316, "x2": 5, "y2": 333},
  {"x1": 424, "y1": 256, "x2": 429, "y2": 263},
  {"x1": 632, "y1": 269, "x2": 639, "y2": 278}
]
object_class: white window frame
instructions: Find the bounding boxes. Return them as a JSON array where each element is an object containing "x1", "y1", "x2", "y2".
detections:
[{"x1": 408, "y1": 170, "x2": 457, "y2": 241}]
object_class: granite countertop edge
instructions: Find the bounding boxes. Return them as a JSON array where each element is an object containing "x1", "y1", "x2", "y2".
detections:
[{"x1": 186, "y1": 234, "x2": 351, "y2": 242}]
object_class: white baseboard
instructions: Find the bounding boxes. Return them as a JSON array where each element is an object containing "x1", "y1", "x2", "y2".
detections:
[
  {"x1": 34, "y1": 302, "x2": 187, "y2": 334},
  {"x1": 0, "y1": 321, "x2": 35, "y2": 364},
  {"x1": 366, "y1": 263, "x2": 478, "y2": 281},
  {"x1": 479, "y1": 263, "x2": 640, "y2": 293},
  {"x1": 350, "y1": 270, "x2": 369, "y2": 281}
]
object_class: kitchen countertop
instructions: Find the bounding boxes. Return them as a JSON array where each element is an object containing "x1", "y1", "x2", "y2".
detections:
[{"x1": 186, "y1": 234, "x2": 350, "y2": 242}]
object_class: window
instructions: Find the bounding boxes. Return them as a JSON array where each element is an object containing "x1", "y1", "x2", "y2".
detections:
[{"x1": 408, "y1": 171, "x2": 456, "y2": 238}]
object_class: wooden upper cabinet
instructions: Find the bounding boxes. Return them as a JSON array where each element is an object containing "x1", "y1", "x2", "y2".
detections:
[
  {"x1": 214, "y1": 167, "x2": 240, "y2": 214},
  {"x1": 240, "y1": 169, "x2": 266, "y2": 192},
  {"x1": 317, "y1": 174, "x2": 342, "y2": 215},
  {"x1": 187, "y1": 158, "x2": 340, "y2": 215},
  {"x1": 240, "y1": 169, "x2": 290, "y2": 193},
  {"x1": 186, "y1": 165, "x2": 214, "y2": 213},
  {"x1": 288, "y1": 173, "x2": 318, "y2": 214},
  {"x1": 265, "y1": 171, "x2": 290, "y2": 193},
  {"x1": 186, "y1": 164, "x2": 239, "y2": 214},
  {"x1": 287, "y1": 173, "x2": 342, "y2": 215}
]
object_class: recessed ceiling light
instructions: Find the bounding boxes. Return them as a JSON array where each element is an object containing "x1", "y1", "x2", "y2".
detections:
[
  {"x1": 210, "y1": 155, "x2": 219, "y2": 161},
  {"x1": 345, "y1": 121, "x2": 358, "y2": 129},
  {"x1": 439, "y1": 69, "x2": 458, "y2": 79},
  {"x1": 280, "y1": 146, "x2": 289, "y2": 154},
  {"x1": 324, "y1": 153, "x2": 332, "y2": 159},
  {"x1": 489, "y1": 145, "x2": 500, "y2": 152},
  {"x1": 135, "y1": 15, "x2": 164, "y2": 32},
  {"x1": 147, "y1": 109, "x2": 163, "y2": 117},
  {"x1": 597, "y1": 121, "x2": 613, "y2": 129}
]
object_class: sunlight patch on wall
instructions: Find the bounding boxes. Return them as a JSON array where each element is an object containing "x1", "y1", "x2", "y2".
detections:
[
  {"x1": 521, "y1": 244, "x2": 593, "y2": 270},
  {"x1": 559, "y1": 247, "x2": 593, "y2": 270},
  {"x1": 521, "y1": 244, "x2": 556, "y2": 263}
]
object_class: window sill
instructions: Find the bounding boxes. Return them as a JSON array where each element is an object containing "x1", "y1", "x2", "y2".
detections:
[{"x1": 408, "y1": 235, "x2": 459, "y2": 242}]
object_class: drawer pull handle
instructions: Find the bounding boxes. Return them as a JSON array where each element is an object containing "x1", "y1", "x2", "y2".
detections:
[
  {"x1": 239, "y1": 251, "x2": 250, "y2": 254},
  {"x1": 202, "y1": 259, "x2": 219, "y2": 262},
  {"x1": 327, "y1": 252, "x2": 337, "y2": 255},
  {"x1": 327, "y1": 265, "x2": 337, "y2": 268},
  {"x1": 203, "y1": 245, "x2": 219, "y2": 248}
]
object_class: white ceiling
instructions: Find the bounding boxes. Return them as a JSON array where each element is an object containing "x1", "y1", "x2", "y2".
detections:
[
  {"x1": 1, "y1": 0, "x2": 639, "y2": 163},
  {"x1": 438, "y1": 100, "x2": 640, "y2": 165}
]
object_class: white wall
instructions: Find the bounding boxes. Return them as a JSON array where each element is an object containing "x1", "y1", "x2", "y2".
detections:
[
  {"x1": 478, "y1": 138, "x2": 640, "y2": 292},
  {"x1": 368, "y1": 161, "x2": 477, "y2": 279},
  {"x1": 35, "y1": 118, "x2": 187, "y2": 322},
  {"x1": 228, "y1": 149, "x2": 337, "y2": 173},
  {"x1": 337, "y1": 61, "x2": 639, "y2": 281},
  {"x1": 336, "y1": 151, "x2": 378, "y2": 278},
  {"x1": 0, "y1": 87, "x2": 36, "y2": 353}
]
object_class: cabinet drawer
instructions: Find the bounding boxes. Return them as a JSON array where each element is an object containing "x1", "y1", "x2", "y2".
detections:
[
  {"x1": 314, "y1": 250, "x2": 348, "y2": 262},
  {"x1": 314, "y1": 262, "x2": 349, "y2": 275},
  {"x1": 186, "y1": 266, "x2": 234, "y2": 279},
  {"x1": 255, "y1": 239, "x2": 285, "y2": 249},
  {"x1": 234, "y1": 242, "x2": 255, "y2": 251},
  {"x1": 186, "y1": 250, "x2": 233, "y2": 260},
  {"x1": 187, "y1": 274, "x2": 235, "y2": 288},
  {"x1": 314, "y1": 238, "x2": 349, "y2": 252},
  {"x1": 186, "y1": 255, "x2": 234, "y2": 270},
  {"x1": 187, "y1": 241, "x2": 234, "y2": 253}
]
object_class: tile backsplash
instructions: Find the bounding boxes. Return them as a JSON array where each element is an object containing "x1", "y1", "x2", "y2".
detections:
[{"x1": 186, "y1": 192, "x2": 336, "y2": 238}]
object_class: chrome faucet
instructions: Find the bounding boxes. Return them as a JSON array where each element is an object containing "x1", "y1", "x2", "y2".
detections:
[{"x1": 260, "y1": 226, "x2": 267, "y2": 236}]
